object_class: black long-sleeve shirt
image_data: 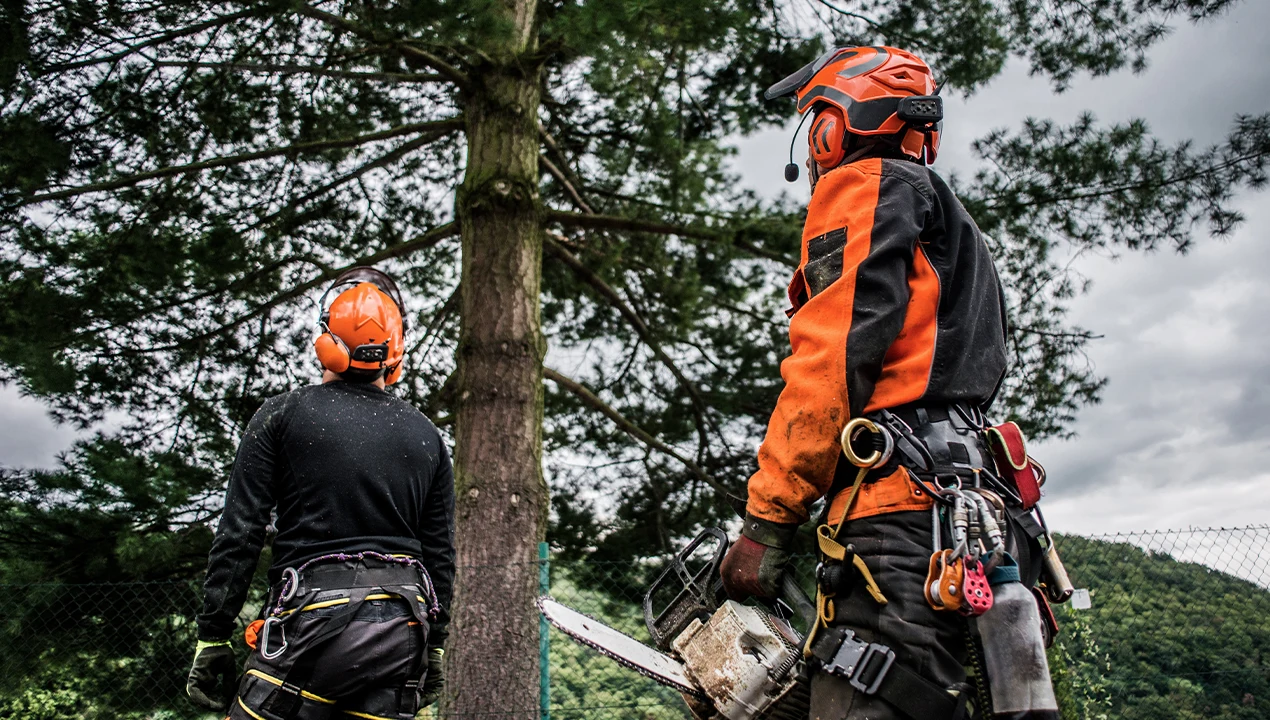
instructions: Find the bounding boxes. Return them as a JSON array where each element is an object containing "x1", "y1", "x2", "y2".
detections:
[{"x1": 197, "y1": 381, "x2": 455, "y2": 644}]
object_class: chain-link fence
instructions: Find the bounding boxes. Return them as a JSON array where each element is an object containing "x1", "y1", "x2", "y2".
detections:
[{"x1": 3, "y1": 526, "x2": 1268, "y2": 720}]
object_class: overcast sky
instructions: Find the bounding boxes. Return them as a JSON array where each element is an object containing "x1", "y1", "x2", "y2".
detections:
[{"x1": 2, "y1": 1, "x2": 1268, "y2": 537}]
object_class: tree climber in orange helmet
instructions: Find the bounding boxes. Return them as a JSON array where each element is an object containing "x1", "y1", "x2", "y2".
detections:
[
  {"x1": 187, "y1": 267, "x2": 455, "y2": 720},
  {"x1": 720, "y1": 47, "x2": 1058, "y2": 719}
]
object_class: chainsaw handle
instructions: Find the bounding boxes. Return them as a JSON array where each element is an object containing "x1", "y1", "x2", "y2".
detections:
[{"x1": 774, "y1": 573, "x2": 817, "y2": 631}]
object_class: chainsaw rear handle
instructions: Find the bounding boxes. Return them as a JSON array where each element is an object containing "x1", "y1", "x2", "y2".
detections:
[{"x1": 772, "y1": 573, "x2": 817, "y2": 632}]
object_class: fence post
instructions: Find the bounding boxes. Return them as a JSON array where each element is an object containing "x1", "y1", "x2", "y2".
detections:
[{"x1": 539, "y1": 541, "x2": 551, "y2": 720}]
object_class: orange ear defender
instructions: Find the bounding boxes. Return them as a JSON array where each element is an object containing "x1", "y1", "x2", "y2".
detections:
[
  {"x1": 314, "y1": 324, "x2": 352, "y2": 373},
  {"x1": 809, "y1": 107, "x2": 847, "y2": 169},
  {"x1": 313, "y1": 267, "x2": 407, "y2": 384}
]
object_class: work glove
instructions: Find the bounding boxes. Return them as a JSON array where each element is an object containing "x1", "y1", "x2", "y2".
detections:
[
  {"x1": 417, "y1": 647, "x2": 446, "y2": 711},
  {"x1": 720, "y1": 513, "x2": 799, "y2": 601},
  {"x1": 186, "y1": 639, "x2": 236, "y2": 712}
]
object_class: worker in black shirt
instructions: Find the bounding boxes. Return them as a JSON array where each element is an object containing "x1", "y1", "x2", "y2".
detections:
[{"x1": 187, "y1": 267, "x2": 455, "y2": 720}]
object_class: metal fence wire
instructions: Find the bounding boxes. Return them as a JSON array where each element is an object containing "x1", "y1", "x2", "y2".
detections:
[{"x1": 1, "y1": 526, "x2": 1267, "y2": 720}]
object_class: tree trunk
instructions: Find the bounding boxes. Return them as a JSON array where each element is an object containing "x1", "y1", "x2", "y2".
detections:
[{"x1": 447, "y1": 1, "x2": 545, "y2": 718}]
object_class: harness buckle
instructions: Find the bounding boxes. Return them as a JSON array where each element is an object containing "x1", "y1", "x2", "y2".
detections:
[{"x1": 822, "y1": 629, "x2": 896, "y2": 695}]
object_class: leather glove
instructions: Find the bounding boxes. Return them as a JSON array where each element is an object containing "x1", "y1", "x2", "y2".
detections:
[
  {"x1": 186, "y1": 639, "x2": 236, "y2": 711},
  {"x1": 417, "y1": 647, "x2": 446, "y2": 710},
  {"x1": 720, "y1": 513, "x2": 799, "y2": 601}
]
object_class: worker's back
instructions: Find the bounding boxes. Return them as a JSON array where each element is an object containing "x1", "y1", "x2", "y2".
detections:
[{"x1": 258, "y1": 380, "x2": 452, "y2": 575}]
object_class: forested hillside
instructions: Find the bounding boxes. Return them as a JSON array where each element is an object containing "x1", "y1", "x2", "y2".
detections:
[{"x1": 1050, "y1": 534, "x2": 1270, "y2": 720}]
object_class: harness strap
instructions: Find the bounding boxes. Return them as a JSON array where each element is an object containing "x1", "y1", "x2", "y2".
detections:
[
  {"x1": 261, "y1": 584, "x2": 432, "y2": 719},
  {"x1": 804, "y1": 466, "x2": 888, "y2": 657},
  {"x1": 810, "y1": 626, "x2": 968, "y2": 720}
]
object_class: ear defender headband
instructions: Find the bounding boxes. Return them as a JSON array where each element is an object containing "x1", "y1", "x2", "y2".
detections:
[{"x1": 313, "y1": 267, "x2": 407, "y2": 381}]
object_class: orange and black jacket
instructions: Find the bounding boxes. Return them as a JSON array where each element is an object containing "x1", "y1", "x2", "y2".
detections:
[{"x1": 748, "y1": 157, "x2": 1007, "y2": 525}]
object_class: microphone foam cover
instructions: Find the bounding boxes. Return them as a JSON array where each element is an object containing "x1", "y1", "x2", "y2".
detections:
[{"x1": 784, "y1": 163, "x2": 800, "y2": 183}]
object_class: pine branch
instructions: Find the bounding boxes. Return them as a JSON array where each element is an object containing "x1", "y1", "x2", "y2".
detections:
[
  {"x1": 20, "y1": 118, "x2": 463, "y2": 206},
  {"x1": 295, "y1": 5, "x2": 469, "y2": 88},
  {"x1": 983, "y1": 149, "x2": 1270, "y2": 211},
  {"x1": 153, "y1": 60, "x2": 445, "y2": 84},
  {"x1": 539, "y1": 155, "x2": 594, "y2": 214},
  {"x1": 544, "y1": 234, "x2": 726, "y2": 451},
  {"x1": 543, "y1": 367, "x2": 731, "y2": 497},
  {"x1": 118, "y1": 222, "x2": 460, "y2": 355},
  {"x1": 546, "y1": 209, "x2": 796, "y2": 267},
  {"x1": 40, "y1": 8, "x2": 262, "y2": 73},
  {"x1": 252, "y1": 126, "x2": 458, "y2": 227}
]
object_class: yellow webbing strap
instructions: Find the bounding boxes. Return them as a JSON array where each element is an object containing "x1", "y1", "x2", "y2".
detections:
[
  {"x1": 237, "y1": 696, "x2": 269, "y2": 720},
  {"x1": 277, "y1": 592, "x2": 402, "y2": 617},
  {"x1": 245, "y1": 669, "x2": 335, "y2": 705},
  {"x1": 342, "y1": 710, "x2": 397, "y2": 720},
  {"x1": 803, "y1": 465, "x2": 888, "y2": 657}
]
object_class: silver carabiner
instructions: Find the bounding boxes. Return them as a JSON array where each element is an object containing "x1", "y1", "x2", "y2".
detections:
[
  {"x1": 259, "y1": 617, "x2": 288, "y2": 660},
  {"x1": 280, "y1": 567, "x2": 300, "y2": 603},
  {"x1": 931, "y1": 503, "x2": 943, "y2": 554}
]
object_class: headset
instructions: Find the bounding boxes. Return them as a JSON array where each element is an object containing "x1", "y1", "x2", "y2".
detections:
[{"x1": 313, "y1": 267, "x2": 407, "y2": 384}]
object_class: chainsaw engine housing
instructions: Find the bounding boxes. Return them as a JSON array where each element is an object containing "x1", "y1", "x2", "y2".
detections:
[{"x1": 672, "y1": 600, "x2": 809, "y2": 720}]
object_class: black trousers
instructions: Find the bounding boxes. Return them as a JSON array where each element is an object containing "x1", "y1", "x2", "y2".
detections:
[
  {"x1": 809, "y1": 510, "x2": 968, "y2": 720},
  {"x1": 230, "y1": 598, "x2": 426, "y2": 720},
  {"x1": 808, "y1": 506, "x2": 1043, "y2": 720}
]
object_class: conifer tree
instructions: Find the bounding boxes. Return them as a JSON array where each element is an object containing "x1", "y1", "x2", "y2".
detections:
[{"x1": 1, "y1": 0, "x2": 1266, "y2": 715}]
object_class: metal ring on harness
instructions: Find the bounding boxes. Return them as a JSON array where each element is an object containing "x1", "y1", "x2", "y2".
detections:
[
  {"x1": 840, "y1": 417, "x2": 894, "y2": 469},
  {"x1": 280, "y1": 567, "x2": 300, "y2": 603},
  {"x1": 259, "y1": 616, "x2": 288, "y2": 660}
]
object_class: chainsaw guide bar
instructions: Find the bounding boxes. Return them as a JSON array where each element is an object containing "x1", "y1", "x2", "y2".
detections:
[{"x1": 537, "y1": 596, "x2": 706, "y2": 698}]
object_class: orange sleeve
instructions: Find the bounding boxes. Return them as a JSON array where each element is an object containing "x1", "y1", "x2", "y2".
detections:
[{"x1": 746, "y1": 162, "x2": 883, "y2": 524}]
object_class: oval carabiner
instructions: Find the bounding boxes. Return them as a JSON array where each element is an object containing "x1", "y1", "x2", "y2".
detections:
[
  {"x1": 280, "y1": 567, "x2": 300, "y2": 603},
  {"x1": 840, "y1": 417, "x2": 894, "y2": 469}
]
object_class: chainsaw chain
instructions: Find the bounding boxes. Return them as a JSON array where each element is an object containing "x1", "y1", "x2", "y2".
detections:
[{"x1": 536, "y1": 596, "x2": 707, "y2": 699}]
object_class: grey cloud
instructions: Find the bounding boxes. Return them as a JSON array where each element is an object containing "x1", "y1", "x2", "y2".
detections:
[{"x1": 0, "y1": 386, "x2": 82, "y2": 470}]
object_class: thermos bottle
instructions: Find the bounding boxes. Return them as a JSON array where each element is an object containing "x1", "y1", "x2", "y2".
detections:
[{"x1": 975, "y1": 557, "x2": 1060, "y2": 719}]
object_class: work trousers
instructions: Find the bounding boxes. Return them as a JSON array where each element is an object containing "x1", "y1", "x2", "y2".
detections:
[
  {"x1": 229, "y1": 598, "x2": 426, "y2": 720},
  {"x1": 809, "y1": 509, "x2": 968, "y2": 720},
  {"x1": 808, "y1": 505, "x2": 1044, "y2": 720}
]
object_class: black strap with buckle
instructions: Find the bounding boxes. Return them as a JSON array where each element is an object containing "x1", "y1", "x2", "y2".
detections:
[{"x1": 810, "y1": 626, "x2": 967, "y2": 720}]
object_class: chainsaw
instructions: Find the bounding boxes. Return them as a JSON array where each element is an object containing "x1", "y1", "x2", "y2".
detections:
[{"x1": 538, "y1": 528, "x2": 817, "y2": 720}]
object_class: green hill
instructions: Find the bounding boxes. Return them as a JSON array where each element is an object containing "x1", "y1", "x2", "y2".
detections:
[{"x1": 1050, "y1": 534, "x2": 1270, "y2": 720}]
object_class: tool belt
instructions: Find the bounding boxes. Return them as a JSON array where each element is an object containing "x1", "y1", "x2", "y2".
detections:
[{"x1": 254, "y1": 554, "x2": 438, "y2": 719}]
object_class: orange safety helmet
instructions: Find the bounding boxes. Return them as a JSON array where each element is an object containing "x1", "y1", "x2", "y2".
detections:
[
  {"x1": 766, "y1": 46, "x2": 943, "y2": 177},
  {"x1": 313, "y1": 267, "x2": 407, "y2": 385}
]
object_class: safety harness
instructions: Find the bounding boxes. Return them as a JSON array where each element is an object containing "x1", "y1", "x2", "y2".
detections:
[
  {"x1": 801, "y1": 406, "x2": 1033, "y2": 720},
  {"x1": 251, "y1": 551, "x2": 440, "y2": 719}
]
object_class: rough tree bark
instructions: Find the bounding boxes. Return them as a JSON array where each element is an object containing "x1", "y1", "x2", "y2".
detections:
[{"x1": 446, "y1": 0, "x2": 546, "y2": 717}]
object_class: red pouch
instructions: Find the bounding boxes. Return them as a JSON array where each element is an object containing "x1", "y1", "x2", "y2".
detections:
[
  {"x1": 1032, "y1": 586, "x2": 1059, "y2": 648},
  {"x1": 984, "y1": 421, "x2": 1043, "y2": 509}
]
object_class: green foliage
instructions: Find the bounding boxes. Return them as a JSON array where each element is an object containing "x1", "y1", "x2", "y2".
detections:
[{"x1": 0, "y1": 0, "x2": 1266, "y2": 568}]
